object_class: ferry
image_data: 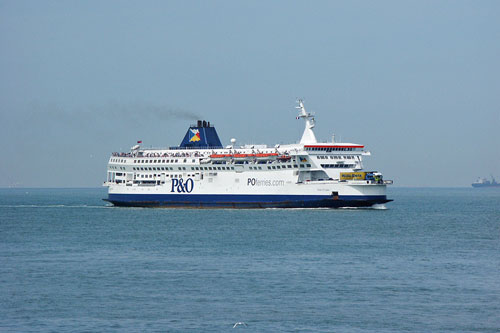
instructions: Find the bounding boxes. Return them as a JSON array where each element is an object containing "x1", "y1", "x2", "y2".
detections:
[{"x1": 104, "y1": 100, "x2": 393, "y2": 208}]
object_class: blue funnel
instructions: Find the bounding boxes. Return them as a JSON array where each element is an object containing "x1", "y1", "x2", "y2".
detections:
[{"x1": 179, "y1": 120, "x2": 223, "y2": 149}]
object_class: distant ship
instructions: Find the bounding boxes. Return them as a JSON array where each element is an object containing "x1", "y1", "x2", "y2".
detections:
[
  {"x1": 103, "y1": 100, "x2": 393, "y2": 208},
  {"x1": 472, "y1": 176, "x2": 500, "y2": 188}
]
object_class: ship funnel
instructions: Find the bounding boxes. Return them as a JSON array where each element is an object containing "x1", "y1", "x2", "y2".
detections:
[{"x1": 179, "y1": 120, "x2": 223, "y2": 149}]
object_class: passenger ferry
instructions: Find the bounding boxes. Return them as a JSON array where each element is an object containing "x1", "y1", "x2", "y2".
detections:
[{"x1": 104, "y1": 100, "x2": 393, "y2": 208}]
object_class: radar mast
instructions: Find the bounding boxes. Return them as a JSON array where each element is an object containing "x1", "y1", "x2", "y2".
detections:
[{"x1": 296, "y1": 99, "x2": 318, "y2": 144}]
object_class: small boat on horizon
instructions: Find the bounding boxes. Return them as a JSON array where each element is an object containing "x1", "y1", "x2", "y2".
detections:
[{"x1": 472, "y1": 175, "x2": 500, "y2": 188}]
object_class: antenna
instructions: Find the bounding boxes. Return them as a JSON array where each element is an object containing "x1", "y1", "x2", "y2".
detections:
[{"x1": 295, "y1": 99, "x2": 317, "y2": 144}]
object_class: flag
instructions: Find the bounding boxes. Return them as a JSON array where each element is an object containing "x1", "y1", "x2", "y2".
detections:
[{"x1": 137, "y1": 140, "x2": 142, "y2": 143}]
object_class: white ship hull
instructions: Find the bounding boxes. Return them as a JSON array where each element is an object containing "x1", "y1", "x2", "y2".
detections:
[{"x1": 105, "y1": 172, "x2": 390, "y2": 208}]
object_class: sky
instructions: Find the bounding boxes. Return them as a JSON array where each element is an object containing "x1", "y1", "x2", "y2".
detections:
[{"x1": 1, "y1": 0, "x2": 499, "y2": 187}]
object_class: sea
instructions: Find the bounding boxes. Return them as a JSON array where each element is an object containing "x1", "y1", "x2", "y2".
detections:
[{"x1": 0, "y1": 187, "x2": 499, "y2": 332}]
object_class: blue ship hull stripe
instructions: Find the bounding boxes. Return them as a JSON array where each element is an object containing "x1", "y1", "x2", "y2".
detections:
[{"x1": 106, "y1": 193, "x2": 390, "y2": 208}]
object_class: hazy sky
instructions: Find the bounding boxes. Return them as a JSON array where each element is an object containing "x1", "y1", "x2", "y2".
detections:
[{"x1": 1, "y1": 1, "x2": 499, "y2": 187}]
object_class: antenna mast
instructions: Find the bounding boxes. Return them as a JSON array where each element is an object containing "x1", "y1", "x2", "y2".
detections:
[{"x1": 296, "y1": 99, "x2": 318, "y2": 144}]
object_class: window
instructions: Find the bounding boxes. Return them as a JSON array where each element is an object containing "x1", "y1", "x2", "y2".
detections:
[
  {"x1": 307, "y1": 164, "x2": 311, "y2": 167},
  {"x1": 300, "y1": 164, "x2": 304, "y2": 168}
]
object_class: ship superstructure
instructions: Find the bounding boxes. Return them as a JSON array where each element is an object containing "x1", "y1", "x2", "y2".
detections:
[{"x1": 104, "y1": 101, "x2": 393, "y2": 208}]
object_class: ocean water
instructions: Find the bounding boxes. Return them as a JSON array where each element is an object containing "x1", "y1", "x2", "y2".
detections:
[{"x1": 0, "y1": 188, "x2": 499, "y2": 332}]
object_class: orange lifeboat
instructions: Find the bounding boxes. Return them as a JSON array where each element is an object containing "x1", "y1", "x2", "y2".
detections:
[
  {"x1": 255, "y1": 153, "x2": 278, "y2": 161},
  {"x1": 233, "y1": 153, "x2": 256, "y2": 161},
  {"x1": 277, "y1": 155, "x2": 291, "y2": 161},
  {"x1": 210, "y1": 154, "x2": 232, "y2": 159}
]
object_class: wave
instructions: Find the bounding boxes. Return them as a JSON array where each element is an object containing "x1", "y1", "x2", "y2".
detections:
[
  {"x1": 339, "y1": 204, "x2": 387, "y2": 210},
  {"x1": 0, "y1": 204, "x2": 112, "y2": 209}
]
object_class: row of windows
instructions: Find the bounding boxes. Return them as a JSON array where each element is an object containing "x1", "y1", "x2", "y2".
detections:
[
  {"x1": 306, "y1": 147, "x2": 356, "y2": 152},
  {"x1": 118, "y1": 157, "x2": 347, "y2": 166},
  {"x1": 138, "y1": 174, "x2": 188, "y2": 179},
  {"x1": 132, "y1": 159, "x2": 294, "y2": 165},
  {"x1": 317, "y1": 155, "x2": 356, "y2": 160},
  {"x1": 129, "y1": 164, "x2": 315, "y2": 172},
  {"x1": 133, "y1": 166, "x2": 239, "y2": 171},
  {"x1": 134, "y1": 159, "x2": 196, "y2": 164},
  {"x1": 134, "y1": 166, "x2": 177, "y2": 171},
  {"x1": 193, "y1": 166, "x2": 235, "y2": 171},
  {"x1": 320, "y1": 164, "x2": 356, "y2": 168},
  {"x1": 266, "y1": 164, "x2": 311, "y2": 170}
]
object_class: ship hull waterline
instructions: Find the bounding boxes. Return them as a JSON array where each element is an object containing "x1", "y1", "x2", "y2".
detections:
[{"x1": 104, "y1": 194, "x2": 392, "y2": 208}]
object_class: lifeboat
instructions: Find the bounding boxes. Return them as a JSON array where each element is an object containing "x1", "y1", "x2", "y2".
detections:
[
  {"x1": 209, "y1": 153, "x2": 232, "y2": 164},
  {"x1": 233, "y1": 154, "x2": 256, "y2": 161},
  {"x1": 255, "y1": 153, "x2": 278, "y2": 161},
  {"x1": 277, "y1": 155, "x2": 291, "y2": 161},
  {"x1": 210, "y1": 154, "x2": 232, "y2": 159}
]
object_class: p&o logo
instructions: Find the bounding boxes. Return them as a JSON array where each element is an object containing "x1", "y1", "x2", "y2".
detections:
[
  {"x1": 171, "y1": 178, "x2": 194, "y2": 193},
  {"x1": 189, "y1": 129, "x2": 201, "y2": 142}
]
